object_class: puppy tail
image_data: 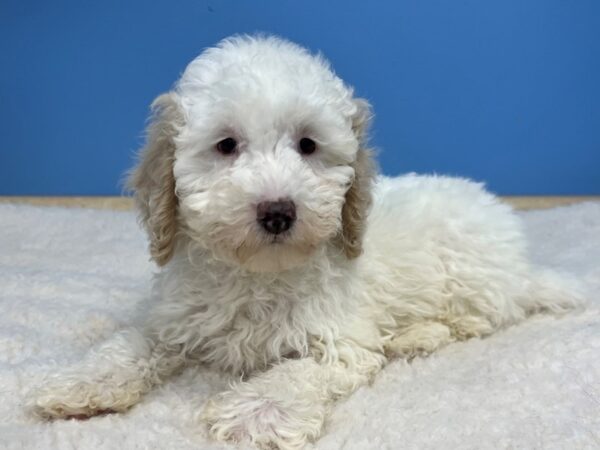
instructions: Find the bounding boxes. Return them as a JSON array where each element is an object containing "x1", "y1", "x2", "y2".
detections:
[{"x1": 523, "y1": 268, "x2": 587, "y2": 316}]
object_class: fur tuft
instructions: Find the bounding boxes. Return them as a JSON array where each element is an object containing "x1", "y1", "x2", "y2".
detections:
[{"x1": 127, "y1": 93, "x2": 183, "y2": 266}]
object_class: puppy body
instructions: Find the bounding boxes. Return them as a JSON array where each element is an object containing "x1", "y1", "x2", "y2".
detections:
[
  {"x1": 148, "y1": 174, "x2": 547, "y2": 374},
  {"x1": 30, "y1": 36, "x2": 580, "y2": 450}
]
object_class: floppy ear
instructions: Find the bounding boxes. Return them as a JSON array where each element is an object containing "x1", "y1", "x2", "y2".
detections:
[
  {"x1": 127, "y1": 92, "x2": 184, "y2": 266},
  {"x1": 339, "y1": 98, "x2": 376, "y2": 259}
]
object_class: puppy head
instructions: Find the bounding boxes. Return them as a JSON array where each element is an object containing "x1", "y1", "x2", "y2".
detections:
[{"x1": 129, "y1": 36, "x2": 374, "y2": 272}]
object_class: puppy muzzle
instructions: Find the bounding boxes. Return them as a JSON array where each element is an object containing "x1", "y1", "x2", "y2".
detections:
[{"x1": 256, "y1": 200, "x2": 296, "y2": 235}]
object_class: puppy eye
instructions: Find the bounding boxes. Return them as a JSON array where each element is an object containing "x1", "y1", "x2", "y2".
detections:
[
  {"x1": 216, "y1": 137, "x2": 237, "y2": 155},
  {"x1": 298, "y1": 137, "x2": 317, "y2": 155}
]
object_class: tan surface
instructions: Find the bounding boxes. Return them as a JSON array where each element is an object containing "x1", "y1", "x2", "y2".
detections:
[
  {"x1": 0, "y1": 196, "x2": 135, "y2": 210},
  {"x1": 0, "y1": 196, "x2": 599, "y2": 211},
  {"x1": 501, "y1": 196, "x2": 600, "y2": 210}
]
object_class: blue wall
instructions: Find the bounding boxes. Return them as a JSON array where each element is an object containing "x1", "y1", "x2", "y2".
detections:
[{"x1": 1, "y1": 0, "x2": 599, "y2": 195}]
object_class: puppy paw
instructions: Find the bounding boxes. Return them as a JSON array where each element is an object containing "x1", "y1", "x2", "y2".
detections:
[
  {"x1": 28, "y1": 375, "x2": 148, "y2": 419},
  {"x1": 201, "y1": 389, "x2": 323, "y2": 450},
  {"x1": 28, "y1": 329, "x2": 156, "y2": 419},
  {"x1": 385, "y1": 320, "x2": 454, "y2": 358}
]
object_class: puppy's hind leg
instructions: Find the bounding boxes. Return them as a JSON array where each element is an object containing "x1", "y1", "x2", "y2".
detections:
[
  {"x1": 384, "y1": 316, "x2": 495, "y2": 359},
  {"x1": 384, "y1": 321, "x2": 454, "y2": 359},
  {"x1": 521, "y1": 269, "x2": 585, "y2": 316},
  {"x1": 28, "y1": 328, "x2": 184, "y2": 419}
]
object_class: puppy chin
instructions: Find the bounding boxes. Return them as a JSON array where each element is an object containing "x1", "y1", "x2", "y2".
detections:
[{"x1": 237, "y1": 243, "x2": 316, "y2": 273}]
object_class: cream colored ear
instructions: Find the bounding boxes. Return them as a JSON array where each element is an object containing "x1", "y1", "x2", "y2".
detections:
[
  {"x1": 127, "y1": 92, "x2": 183, "y2": 266},
  {"x1": 339, "y1": 98, "x2": 376, "y2": 259}
]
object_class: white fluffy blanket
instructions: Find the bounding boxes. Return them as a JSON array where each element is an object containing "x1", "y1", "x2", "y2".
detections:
[{"x1": 1, "y1": 203, "x2": 599, "y2": 449}]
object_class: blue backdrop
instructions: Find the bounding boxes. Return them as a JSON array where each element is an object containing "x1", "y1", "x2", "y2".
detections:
[{"x1": 1, "y1": 0, "x2": 599, "y2": 195}]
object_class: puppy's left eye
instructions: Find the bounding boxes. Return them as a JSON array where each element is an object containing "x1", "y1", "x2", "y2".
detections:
[
  {"x1": 299, "y1": 138, "x2": 317, "y2": 155},
  {"x1": 216, "y1": 137, "x2": 237, "y2": 155}
]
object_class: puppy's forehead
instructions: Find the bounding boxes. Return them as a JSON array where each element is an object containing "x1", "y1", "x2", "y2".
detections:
[{"x1": 176, "y1": 36, "x2": 356, "y2": 119}]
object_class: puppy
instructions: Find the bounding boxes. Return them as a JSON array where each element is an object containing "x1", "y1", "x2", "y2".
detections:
[{"x1": 30, "y1": 35, "x2": 580, "y2": 449}]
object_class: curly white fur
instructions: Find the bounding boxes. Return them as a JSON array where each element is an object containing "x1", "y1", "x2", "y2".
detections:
[{"x1": 28, "y1": 35, "x2": 582, "y2": 450}]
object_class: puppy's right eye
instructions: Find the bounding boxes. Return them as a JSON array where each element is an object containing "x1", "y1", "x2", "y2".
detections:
[
  {"x1": 216, "y1": 137, "x2": 237, "y2": 155},
  {"x1": 299, "y1": 137, "x2": 317, "y2": 155}
]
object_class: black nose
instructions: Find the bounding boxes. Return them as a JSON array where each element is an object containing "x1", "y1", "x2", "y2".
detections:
[{"x1": 257, "y1": 200, "x2": 296, "y2": 235}]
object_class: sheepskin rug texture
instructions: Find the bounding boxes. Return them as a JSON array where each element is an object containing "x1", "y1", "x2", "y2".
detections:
[{"x1": 1, "y1": 202, "x2": 599, "y2": 450}]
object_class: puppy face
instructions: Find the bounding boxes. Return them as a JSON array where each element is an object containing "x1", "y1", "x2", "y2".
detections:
[{"x1": 129, "y1": 36, "x2": 374, "y2": 272}]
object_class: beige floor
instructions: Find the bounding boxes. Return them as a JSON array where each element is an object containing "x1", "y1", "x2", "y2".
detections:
[{"x1": 1, "y1": 196, "x2": 599, "y2": 210}]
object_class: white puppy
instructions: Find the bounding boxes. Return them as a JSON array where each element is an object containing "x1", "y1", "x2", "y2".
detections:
[{"x1": 30, "y1": 36, "x2": 580, "y2": 449}]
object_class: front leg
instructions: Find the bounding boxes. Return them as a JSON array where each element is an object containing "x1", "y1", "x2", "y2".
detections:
[
  {"x1": 28, "y1": 328, "x2": 185, "y2": 419},
  {"x1": 202, "y1": 346, "x2": 385, "y2": 450}
]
